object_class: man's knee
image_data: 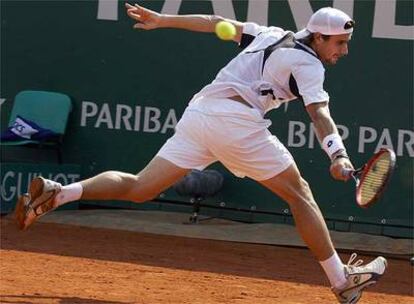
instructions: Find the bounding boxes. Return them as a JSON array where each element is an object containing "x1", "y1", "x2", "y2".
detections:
[
  {"x1": 298, "y1": 177, "x2": 312, "y2": 195},
  {"x1": 290, "y1": 177, "x2": 319, "y2": 209},
  {"x1": 125, "y1": 177, "x2": 160, "y2": 203}
]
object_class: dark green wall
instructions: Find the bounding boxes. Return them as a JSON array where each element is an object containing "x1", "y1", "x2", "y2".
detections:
[{"x1": 1, "y1": 0, "x2": 413, "y2": 237}]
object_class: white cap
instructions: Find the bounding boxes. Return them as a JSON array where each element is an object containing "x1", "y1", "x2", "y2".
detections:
[{"x1": 295, "y1": 7, "x2": 354, "y2": 39}]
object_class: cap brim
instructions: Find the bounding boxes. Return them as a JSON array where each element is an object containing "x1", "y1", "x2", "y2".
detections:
[{"x1": 294, "y1": 29, "x2": 311, "y2": 39}]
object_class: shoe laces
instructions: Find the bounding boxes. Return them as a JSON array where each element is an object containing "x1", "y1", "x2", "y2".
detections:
[{"x1": 347, "y1": 253, "x2": 364, "y2": 268}]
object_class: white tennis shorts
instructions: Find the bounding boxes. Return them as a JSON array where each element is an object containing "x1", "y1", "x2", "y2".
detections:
[{"x1": 157, "y1": 97, "x2": 294, "y2": 181}]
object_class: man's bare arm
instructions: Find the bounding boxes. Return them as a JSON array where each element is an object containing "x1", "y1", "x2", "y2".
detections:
[
  {"x1": 306, "y1": 102, "x2": 338, "y2": 140},
  {"x1": 306, "y1": 102, "x2": 354, "y2": 181},
  {"x1": 125, "y1": 3, "x2": 243, "y2": 43}
]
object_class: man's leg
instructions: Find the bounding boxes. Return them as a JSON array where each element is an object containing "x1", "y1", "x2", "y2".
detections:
[
  {"x1": 259, "y1": 163, "x2": 387, "y2": 303},
  {"x1": 258, "y1": 163, "x2": 334, "y2": 261},
  {"x1": 79, "y1": 156, "x2": 189, "y2": 203},
  {"x1": 15, "y1": 156, "x2": 190, "y2": 230}
]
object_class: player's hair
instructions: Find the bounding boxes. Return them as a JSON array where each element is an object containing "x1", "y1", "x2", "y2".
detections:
[{"x1": 298, "y1": 33, "x2": 331, "y2": 46}]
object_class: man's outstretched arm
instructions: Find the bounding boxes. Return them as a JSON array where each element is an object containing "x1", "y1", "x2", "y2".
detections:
[
  {"x1": 306, "y1": 102, "x2": 354, "y2": 181},
  {"x1": 125, "y1": 3, "x2": 243, "y2": 43}
]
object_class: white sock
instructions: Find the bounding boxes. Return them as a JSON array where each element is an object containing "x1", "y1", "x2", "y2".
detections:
[
  {"x1": 320, "y1": 252, "x2": 347, "y2": 289},
  {"x1": 55, "y1": 183, "x2": 83, "y2": 207}
]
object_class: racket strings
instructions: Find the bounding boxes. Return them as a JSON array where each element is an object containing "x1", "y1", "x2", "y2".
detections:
[{"x1": 360, "y1": 157, "x2": 391, "y2": 202}]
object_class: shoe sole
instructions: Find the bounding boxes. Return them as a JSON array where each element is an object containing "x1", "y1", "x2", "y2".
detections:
[
  {"x1": 349, "y1": 291, "x2": 362, "y2": 304},
  {"x1": 14, "y1": 193, "x2": 31, "y2": 230},
  {"x1": 29, "y1": 177, "x2": 46, "y2": 201},
  {"x1": 14, "y1": 177, "x2": 46, "y2": 231}
]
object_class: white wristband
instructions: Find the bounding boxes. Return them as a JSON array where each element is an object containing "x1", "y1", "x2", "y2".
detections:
[{"x1": 322, "y1": 133, "x2": 346, "y2": 159}]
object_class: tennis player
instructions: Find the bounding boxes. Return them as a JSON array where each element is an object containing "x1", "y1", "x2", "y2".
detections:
[{"x1": 15, "y1": 4, "x2": 387, "y2": 303}]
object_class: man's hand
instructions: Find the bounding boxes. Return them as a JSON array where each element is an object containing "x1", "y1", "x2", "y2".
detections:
[
  {"x1": 126, "y1": 2, "x2": 243, "y2": 40},
  {"x1": 330, "y1": 157, "x2": 354, "y2": 181},
  {"x1": 125, "y1": 3, "x2": 162, "y2": 30}
]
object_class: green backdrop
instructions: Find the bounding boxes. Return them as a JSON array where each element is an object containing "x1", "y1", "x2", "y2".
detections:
[{"x1": 1, "y1": 0, "x2": 413, "y2": 237}]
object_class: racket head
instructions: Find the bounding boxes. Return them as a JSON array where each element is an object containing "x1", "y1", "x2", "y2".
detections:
[{"x1": 355, "y1": 148, "x2": 396, "y2": 208}]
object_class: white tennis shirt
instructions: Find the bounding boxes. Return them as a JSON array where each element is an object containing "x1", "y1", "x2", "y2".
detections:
[{"x1": 190, "y1": 22, "x2": 329, "y2": 116}]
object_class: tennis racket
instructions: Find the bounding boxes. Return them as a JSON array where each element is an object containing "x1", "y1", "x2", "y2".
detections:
[{"x1": 342, "y1": 148, "x2": 396, "y2": 208}]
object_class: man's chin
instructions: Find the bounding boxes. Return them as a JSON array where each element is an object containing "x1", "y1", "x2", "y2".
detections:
[{"x1": 323, "y1": 58, "x2": 338, "y2": 65}]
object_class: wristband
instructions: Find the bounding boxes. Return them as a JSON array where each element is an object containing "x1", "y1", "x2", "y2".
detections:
[
  {"x1": 322, "y1": 133, "x2": 346, "y2": 160},
  {"x1": 332, "y1": 152, "x2": 349, "y2": 162}
]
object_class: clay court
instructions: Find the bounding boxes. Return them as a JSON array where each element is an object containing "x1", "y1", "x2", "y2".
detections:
[{"x1": 1, "y1": 216, "x2": 412, "y2": 304}]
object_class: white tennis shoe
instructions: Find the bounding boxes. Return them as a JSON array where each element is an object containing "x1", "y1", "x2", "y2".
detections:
[
  {"x1": 332, "y1": 253, "x2": 387, "y2": 303},
  {"x1": 14, "y1": 176, "x2": 62, "y2": 230}
]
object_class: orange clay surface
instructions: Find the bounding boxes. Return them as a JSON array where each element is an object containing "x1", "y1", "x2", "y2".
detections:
[{"x1": 1, "y1": 217, "x2": 413, "y2": 304}]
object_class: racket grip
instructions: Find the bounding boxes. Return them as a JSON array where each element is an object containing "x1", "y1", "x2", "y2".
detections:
[{"x1": 341, "y1": 168, "x2": 354, "y2": 179}]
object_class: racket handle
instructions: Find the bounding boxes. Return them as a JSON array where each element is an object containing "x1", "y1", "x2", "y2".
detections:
[{"x1": 341, "y1": 168, "x2": 354, "y2": 179}]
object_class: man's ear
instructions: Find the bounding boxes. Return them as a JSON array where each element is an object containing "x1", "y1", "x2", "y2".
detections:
[{"x1": 313, "y1": 32, "x2": 323, "y2": 43}]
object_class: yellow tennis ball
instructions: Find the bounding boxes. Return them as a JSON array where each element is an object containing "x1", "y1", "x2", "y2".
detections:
[{"x1": 215, "y1": 21, "x2": 236, "y2": 40}]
